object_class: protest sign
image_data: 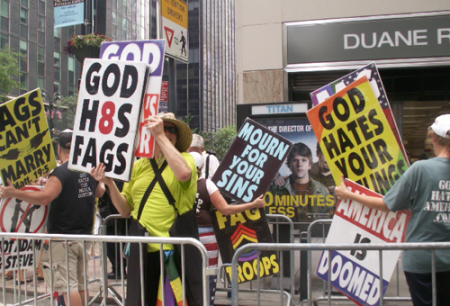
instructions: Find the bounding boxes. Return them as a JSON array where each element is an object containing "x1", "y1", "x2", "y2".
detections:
[
  {"x1": 258, "y1": 117, "x2": 336, "y2": 222},
  {"x1": 69, "y1": 58, "x2": 149, "y2": 181},
  {"x1": 212, "y1": 207, "x2": 279, "y2": 283},
  {"x1": 100, "y1": 40, "x2": 166, "y2": 158},
  {"x1": 212, "y1": 118, "x2": 294, "y2": 203},
  {"x1": 0, "y1": 186, "x2": 48, "y2": 270},
  {"x1": 310, "y1": 63, "x2": 409, "y2": 166},
  {"x1": 316, "y1": 179, "x2": 411, "y2": 306},
  {"x1": 0, "y1": 89, "x2": 57, "y2": 189},
  {"x1": 307, "y1": 76, "x2": 408, "y2": 195}
]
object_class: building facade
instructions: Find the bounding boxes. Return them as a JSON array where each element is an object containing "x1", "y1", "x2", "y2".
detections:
[
  {"x1": 236, "y1": 1, "x2": 450, "y2": 160},
  {"x1": 1, "y1": 0, "x2": 236, "y2": 132}
]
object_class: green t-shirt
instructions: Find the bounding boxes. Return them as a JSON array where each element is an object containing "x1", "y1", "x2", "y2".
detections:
[
  {"x1": 384, "y1": 157, "x2": 450, "y2": 273},
  {"x1": 122, "y1": 154, "x2": 198, "y2": 252}
]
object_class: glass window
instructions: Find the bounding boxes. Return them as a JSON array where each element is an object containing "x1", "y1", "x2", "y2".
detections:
[
  {"x1": 54, "y1": 27, "x2": 60, "y2": 38},
  {"x1": 19, "y1": 40, "x2": 27, "y2": 72},
  {"x1": 20, "y1": 8, "x2": 27, "y2": 24},
  {"x1": 1, "y1": 16, "x2": 8, "y2": 32},
  {"x1": 39, "y1": 0, "x2": 45, "y2": 13},
  {"x1": 54, "y1": 52, "x2": 60, "y2": 80},
  {"x1": 21, "y1": 0, "x2": 28, "y2": 8},
  {"x1": 20, "y1": 73, "x2": 28, "y2": 92},
  {"x1": 38, "y1": 46, "x2": 44, "y2": 62},
  {"x1": 0, "y1": 32, "x2": 7, "y2": 49},
  {"x1": 20, "y1": 24, "x2": 27, "y2": 39},
  {"x1": 38, "y1": 31, "x2": 44, "y2": 45},
  {"x1": 1, "y1": 0, "x2": 8, "y2": 18},
  {"x1": 37, "y1": 77, "x2": 44, "y2": 90},
  {"x1": 38, "y1": 62, "x2": 45, "y2": 77},
  {"x1": 54, "y1": 81, "x2": 60, "y2": 94},
  {"x1": 68, "y1": 57, "x2": 75, "y2": 84},
  {"x1": 39, "y1": 16, "x2": 45, "y2": 31}
]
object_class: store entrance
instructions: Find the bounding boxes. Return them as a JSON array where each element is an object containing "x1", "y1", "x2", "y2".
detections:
[{"x1": 289, "y1": 65, "x2": 450, "y2": 162}]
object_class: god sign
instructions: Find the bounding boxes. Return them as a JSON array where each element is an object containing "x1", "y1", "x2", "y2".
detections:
[{"x1": 69, "y1": 59, "x2": 150, "y2": 182}]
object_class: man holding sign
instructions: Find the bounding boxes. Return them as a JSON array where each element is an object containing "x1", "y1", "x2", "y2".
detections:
[
  {"x1": 91, "y1": 113, "x2": 198, "y2": 306},
  {"x1": 336, "y1": 114, "x2": 450, "y2": 306},
  {"x1": 0, "y1": 129, "x2": 106, "y2": 306}
]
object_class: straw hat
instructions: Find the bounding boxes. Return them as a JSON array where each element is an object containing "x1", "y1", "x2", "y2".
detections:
[{"x1": 160, "y1": 112, "x2": 193, "y2": 152}]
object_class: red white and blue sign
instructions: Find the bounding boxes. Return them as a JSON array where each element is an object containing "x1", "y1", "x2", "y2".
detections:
[
  {"x1": 316, "y1": 179, "x2": 411, "y2": 306},
  {"x1": 100, "y1": 40, "x2": 166, "y2": 158}
]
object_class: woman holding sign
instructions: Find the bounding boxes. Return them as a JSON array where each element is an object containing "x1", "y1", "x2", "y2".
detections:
[
  {"x1": 190, "y1": 151, "x2": 265, "y2": 305},
  {"x1": 336, "y1": 114, "x2": 450, "y2": 306},
  {"x1": 91, "y1": 113, "x2": 198, "y2": 306}
]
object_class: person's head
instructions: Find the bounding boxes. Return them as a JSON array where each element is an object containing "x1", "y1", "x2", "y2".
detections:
[
  {"x1": 316, "y1": 143, "x2": 330, "y2": 172},
  {"x1": 159, "y1": 112, "x2": 193, "y2": 152},
  {"x1": 188, "y1": 134, "x2": 205, "y2": 154},
  {"x1": 428, "y1": 114, "x2": 450, "y2": 158},
  {"x1": 189, "y1": 151, "x2": 203, "y2": 176},
  {"x1": 58, "y1": 129, "x2": 73, "y2": 160},
  {"x1": 287, "y1": 142, "x2": 312, "y2": 181}
]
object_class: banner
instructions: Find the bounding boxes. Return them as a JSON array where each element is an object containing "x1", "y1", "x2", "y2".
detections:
[
  {"x1": 100, "y1": 40, "x2": 166, "y2": 158},
  {"x1": 257, "y1": 117, "x2": 336, "y2": 222},
  {"x1": 0, "y1": 89, "x2": 57, "y2": 189},
  {"x1": 316, "y1": 179, "x2": 411, "y2": 306},
  {"x1": 212, "y1": 207, "x2": 279, "y2": 283},
  {"x1": 0, "y1": 186, "x2": 48, "y2": 270},
  {"x1": 54, "y1": 0, "x2": 85, "y2": 28},
  {"x1": 211, "y1": 118, "x2": 294, "y2": 203},
  {"x1": 310, "y1": 62, "x2": 409, "y2": 165},
  {"x1": 307, "y1": 76, "x2": 408, "y2": 195},
  {"x1": 69, "y1": 59, "x2": 149, "y2": 181}
]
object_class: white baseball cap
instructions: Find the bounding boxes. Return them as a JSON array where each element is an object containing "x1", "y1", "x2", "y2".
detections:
[
  {"x1": 189, "y1": 151, "x2": 204, "y2": 169},
  {"x1": 430, "y1": 114, "x2": 450, "y2": 138}
]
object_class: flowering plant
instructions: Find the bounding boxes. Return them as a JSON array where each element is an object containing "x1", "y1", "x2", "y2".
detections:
[{"x1": 63, "y1": 33, "x2": 112, "y2": 57}]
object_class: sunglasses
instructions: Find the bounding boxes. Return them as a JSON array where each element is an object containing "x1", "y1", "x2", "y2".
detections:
[{"x1": 164, "y1": 126, "x2": 178, "y2": 134}]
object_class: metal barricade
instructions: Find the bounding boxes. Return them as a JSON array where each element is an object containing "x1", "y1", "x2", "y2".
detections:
[
  {"x1": 230, "y1": 242, "x2": 450, "y2": 306},
  {"x1": 0, "y1": 231, "x2": 209, "y2": 306}
]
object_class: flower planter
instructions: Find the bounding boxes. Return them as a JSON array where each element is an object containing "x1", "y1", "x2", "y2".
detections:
[{"x1": 73, "y1": 46, "x2": 101, "y2": 63}]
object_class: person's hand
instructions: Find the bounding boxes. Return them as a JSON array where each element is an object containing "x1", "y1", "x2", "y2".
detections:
[
  {"x1": 335, "y1": 176, "x2": 350, "y2": 200},
  {"x1": 252, "y1": 194, "x2": 266, "y2": 208},
  {"x1": 144, "y1": 115, "x2": 164, "y2": 139},
  {"x1": 90, "y1": 164, "x2": 114, "y2": 185},
  {"x1": 0, "y1": 179, "x2": 17, "y2": 198},
  {"x1": 274, "y1": 175, "x2": 287, "y2": 187}
]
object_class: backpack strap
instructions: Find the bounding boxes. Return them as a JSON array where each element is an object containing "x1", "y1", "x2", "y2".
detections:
[
  {"x1": 150, "y1": 159, "x2": 177, "y2": 214},
  {"x1": 136, "y1": 160, "x2": 167, "y2": 221}
]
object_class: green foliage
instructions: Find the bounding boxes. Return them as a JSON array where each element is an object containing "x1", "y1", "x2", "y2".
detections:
[
  {"x1": 203, "y1": 125, "x2": 237, "y2": 161},
  {"x1": 0, "y1": 47, "x2": 23, "y2": 102}
]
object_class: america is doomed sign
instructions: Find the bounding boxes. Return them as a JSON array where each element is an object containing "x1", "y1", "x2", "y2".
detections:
[
  {"x1": 316, "y1": 180, "x2": 410, "y2": 306},
  {"x1": 69, "y1": 59, "x2": 149, "y2": 181}
]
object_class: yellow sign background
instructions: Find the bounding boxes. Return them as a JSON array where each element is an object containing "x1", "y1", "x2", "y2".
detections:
[
  {"x1": 161, "y1": 0, "x2": 188, "y2": 29},
  {"x1": 307, "y1": 77, "x2": 408, "y2": 195},
  {"x1": 0, "y1": 89, "x2": 57, "y2": 189}
]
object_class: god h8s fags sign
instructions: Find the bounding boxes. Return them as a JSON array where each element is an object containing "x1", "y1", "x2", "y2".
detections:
[
  {"x1": 69, "y1": 58, "x2": 149, "y2": 181},
  {"x1": 316, "y1": 179, "x2": 411, "y2": 306}
]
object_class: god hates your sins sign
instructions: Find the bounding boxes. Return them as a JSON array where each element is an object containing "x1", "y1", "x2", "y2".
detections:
[{"x1": 69, "y1": 58, "x2": 149, "y2": 181}]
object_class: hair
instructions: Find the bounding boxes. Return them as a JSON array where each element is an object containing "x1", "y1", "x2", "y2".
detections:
[
  {"x1": 427, "y1": 128, "x2": 450, "y2": 161},
  {"x1": 287, "y1": 142, "x2": 312, "y2": 165}
]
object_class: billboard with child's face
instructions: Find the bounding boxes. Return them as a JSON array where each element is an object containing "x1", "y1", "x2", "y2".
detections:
[{"x1": 258, "y1": 117, "x2": 336, "y2": 223}]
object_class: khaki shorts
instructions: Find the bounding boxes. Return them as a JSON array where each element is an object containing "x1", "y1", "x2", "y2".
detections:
[{"x1": 42, "y1": 241, "x2": 92, "y2": 292}]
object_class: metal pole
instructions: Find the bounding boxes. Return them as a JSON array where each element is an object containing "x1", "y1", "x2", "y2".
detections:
[{"x1": 85, "y1": 0, "x2": 93, "y2": 34}]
